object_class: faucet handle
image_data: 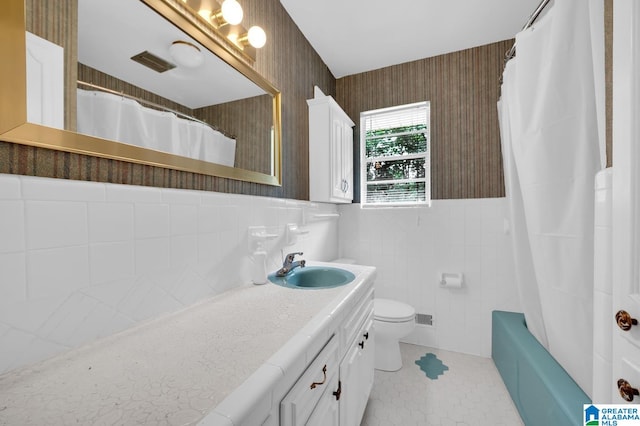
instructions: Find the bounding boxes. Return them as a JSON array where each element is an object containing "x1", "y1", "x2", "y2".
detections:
[{"x1": 285, "y1": 251, "x2": 303, "y2": 261}]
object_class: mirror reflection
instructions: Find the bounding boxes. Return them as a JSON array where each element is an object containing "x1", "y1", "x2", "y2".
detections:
[{"x1": 20, "y1": 0, "x2": 280, "y2": 182}]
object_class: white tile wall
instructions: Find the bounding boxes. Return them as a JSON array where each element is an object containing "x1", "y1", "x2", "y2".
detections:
[
  {"x1": 338, "y1": 199, "x2": 521, "y2": 357},
  {"x1": 0, "y1": 174, "x2": 340, "y2": 374},
  {"x1": 592, "y1": 168, "x2": 613, "y2": 402},
  {"x1": 0, "y1": 172, "x2": 521, "y2": 374}
]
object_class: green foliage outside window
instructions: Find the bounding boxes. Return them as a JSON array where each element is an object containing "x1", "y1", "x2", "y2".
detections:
[{"x1": 365, "y1": 125, "x2": 428, "y2": 183}]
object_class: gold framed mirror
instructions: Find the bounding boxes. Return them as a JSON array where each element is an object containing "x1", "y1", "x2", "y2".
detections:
[{"x1": 0, "y1": 0, "x2": 282, "y2": 186}]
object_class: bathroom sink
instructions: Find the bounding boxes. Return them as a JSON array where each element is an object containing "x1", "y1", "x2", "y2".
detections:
[{"x1": 268, "y1": 266, "x2": 356, "y2": 289}]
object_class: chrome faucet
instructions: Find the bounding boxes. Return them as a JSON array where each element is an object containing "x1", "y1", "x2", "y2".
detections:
[{"x1": 276, "y1": 252, "x2": 306, "y2": 277}]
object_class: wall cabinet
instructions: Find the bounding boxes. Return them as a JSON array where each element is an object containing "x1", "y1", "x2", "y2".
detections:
[
  {"x1": 280, "y1": 288, "x2": 374, "y2": 426},
  {"x1": 308, "y1": 95, "x2": 355, "y2": 203}
]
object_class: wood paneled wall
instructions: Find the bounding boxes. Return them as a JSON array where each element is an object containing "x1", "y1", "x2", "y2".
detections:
[
  {"x1": 196, "y1": 94, "x2": 273, "y2": 174},
  {"x1": 337, "y1": 40, "x2": 512, "y2": 200}
]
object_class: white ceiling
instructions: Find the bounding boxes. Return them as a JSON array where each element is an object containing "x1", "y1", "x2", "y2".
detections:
[{"x1": 279, "y1": 0, "x2": 543, "y2": 78}]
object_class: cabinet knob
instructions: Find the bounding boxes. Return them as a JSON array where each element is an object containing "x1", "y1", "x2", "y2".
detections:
[
  {"x1": 616, "y1": 310, "x2": 638, "y2": 331},
  {"x1": 310, "y1": 365, "x2": 327, "y2": 390},
  {"x1": 363, "y1": 332, "x2": 369, "y2": 340},
  {"x1": 339, "y1": 179, "x2": 349, "y2": 193},
  {"x1": 332, "y1": 380, "x2": 342, "y2": 401},
  {"x1": 618, "y1": 378, "x2": 640, "y2": 402},
  {"x1": 358, "y1": 341, "x2": 364, "y2": 349}
]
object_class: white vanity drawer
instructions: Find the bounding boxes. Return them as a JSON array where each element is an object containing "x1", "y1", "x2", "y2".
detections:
[{"x1": 280, "y1": 334, "x2": 340, "y2": 426}]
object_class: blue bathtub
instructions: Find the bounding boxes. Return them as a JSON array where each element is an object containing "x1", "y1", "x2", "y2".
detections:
[{"x1": 491, "y1": 310, "x2": 590, "y2": 426}]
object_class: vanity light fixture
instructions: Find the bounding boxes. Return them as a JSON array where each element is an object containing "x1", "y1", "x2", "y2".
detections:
[
  {"x1": 218, "y1": 0, "x2": 243, "y2": 25},
  {"x1": 225, "y1": 24, "x2": 267, "y2": 55},
  {"x1": 195, "y1": 0, "x2": 243, "y2": 27},
  {"x1": 169, "y1": 40, "x2": 204, "y2": 68},
  {"x1": 239, "y1": 26, "x2": 267, "y2": 49},
  {"x1": 179, "y1": 0, "x2": 267, "y2": 61}
]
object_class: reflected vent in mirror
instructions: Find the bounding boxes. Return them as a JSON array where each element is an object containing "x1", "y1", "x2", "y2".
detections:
[{"x1": 130, "y1": 51, "x2": 176, "y2": 73}]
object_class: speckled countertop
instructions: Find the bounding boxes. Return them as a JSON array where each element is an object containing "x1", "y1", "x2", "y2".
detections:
[{"x1": 0, "y1": 263, "x2": 374, "y2": 426}]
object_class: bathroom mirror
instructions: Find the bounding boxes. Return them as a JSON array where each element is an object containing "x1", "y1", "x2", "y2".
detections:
[{"x1": 0, "y1": 0, "x2": 282, "y2": 186}]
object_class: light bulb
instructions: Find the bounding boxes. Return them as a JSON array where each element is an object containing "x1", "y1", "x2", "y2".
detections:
[
  {"x1": 247, "y1": 26, "x2": 266, "y2": 48},
  {"x1": 198, "y1": 9, "x2": 212, "y2": 20},
  {"x1": 221, "y1": 0, "x2": 243, "y2": 25}
]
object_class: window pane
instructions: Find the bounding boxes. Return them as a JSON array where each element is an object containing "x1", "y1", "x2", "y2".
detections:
[
  {"x1": 366, "y1": 158, "x2": 426, "y2": 182},
  {"x1": 365, "y1": 128, "x2": 427, "y2": 158},
  {"x1": 366, "y1": 182, "x2": 427, "y2": 204},
  {"x1": 360, "y1": 101, "x2": 430, "y2": 207}
]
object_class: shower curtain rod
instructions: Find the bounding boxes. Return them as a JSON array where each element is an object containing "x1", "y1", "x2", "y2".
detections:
[
  {"x1": 77, "y1": 80, "x2": 236, "y2": 139},
  {"x1": 504, "y1": 0, "x2": 552, "y2": 62}
]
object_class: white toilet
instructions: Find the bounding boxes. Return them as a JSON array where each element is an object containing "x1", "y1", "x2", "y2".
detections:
[{"x1": 374, "y1": 298, "x2": 416, "y2": 371}]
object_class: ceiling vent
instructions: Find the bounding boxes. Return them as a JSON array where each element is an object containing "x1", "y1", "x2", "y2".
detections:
[{"x1": 130, "y1": 51, "x2": 176, "y2": 73}]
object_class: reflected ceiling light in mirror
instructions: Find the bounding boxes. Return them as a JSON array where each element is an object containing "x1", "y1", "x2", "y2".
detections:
[{"x1": 169, "y1": 40, "x2": 204, "y2": 68}]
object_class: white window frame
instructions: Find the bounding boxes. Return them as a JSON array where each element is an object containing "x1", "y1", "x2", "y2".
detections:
[{"x1": 360, "y1": 101, "x2": 431, "y2": 208}]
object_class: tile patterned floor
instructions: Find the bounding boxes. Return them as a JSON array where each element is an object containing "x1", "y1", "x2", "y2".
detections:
[{"x1": 360, "y1": 344, "x2": 524, "y2": 426}]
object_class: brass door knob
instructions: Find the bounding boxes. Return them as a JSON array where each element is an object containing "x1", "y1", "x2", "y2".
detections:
[
  {"x1": 618, "y1": 378, "x2": 640, "y2": 402},
  {"x1": 616, "y1": 310, "x2": 638, "y2": 331}
]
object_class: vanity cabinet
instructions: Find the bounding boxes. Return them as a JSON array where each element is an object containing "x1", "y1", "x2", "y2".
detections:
[
  {"x1": 308, "y1": 95, "x2": 355, "y2": 203},
  {"x1": 280, "y1": 286, "x2": 374, "y2": 426}
]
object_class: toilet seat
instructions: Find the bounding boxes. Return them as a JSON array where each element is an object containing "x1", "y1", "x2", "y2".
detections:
[{"x1": 374, "y1": 298, "x2": 415, "y2": 323}]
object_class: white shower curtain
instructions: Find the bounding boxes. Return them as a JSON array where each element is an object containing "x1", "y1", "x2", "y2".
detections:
[
  {"x1": 498, "y1": 0, "x2": 602, "y2": 396},
  {"x1": 77, "y1": 89, "x2": 236, "y2": 167}
]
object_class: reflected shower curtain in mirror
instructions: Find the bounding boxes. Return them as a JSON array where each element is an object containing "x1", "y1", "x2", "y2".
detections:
[
  {"x1": 497, "y1": 0, "x2": 602, "y2": 397},
  {"x1": 77, "y1": 89, "x2": 236, "y2": 167}
]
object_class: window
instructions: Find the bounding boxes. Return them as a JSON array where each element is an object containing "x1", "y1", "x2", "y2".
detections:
[{"x1": 360, "y1": 101, "x2": 430, "y2": 207}]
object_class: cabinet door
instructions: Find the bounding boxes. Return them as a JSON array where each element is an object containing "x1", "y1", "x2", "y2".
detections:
[
  {"x1": 305, "y1": 374, "x2": 340, "y2": 426},
  {"x1": 339, "y1": 338, "x2": 361, "y2": 426},
  {"x1": 358, "y1": 317, "x2": 375, "y2": 405},
  {"x1": 281, "y1": 336, "x2": 339, "y2": 426},
  {"x1": 341, "y1": 123, "x2": 354, "y2": 200},
  {"x1": 339, "y1": 314, "x2": 375, "y2": 426},
  {"x1": 329, "y1": 114, "x2": 354, "y2": 202},
  {"x1": 330, "y1": 115, "x2": 347, "y2": 201}
]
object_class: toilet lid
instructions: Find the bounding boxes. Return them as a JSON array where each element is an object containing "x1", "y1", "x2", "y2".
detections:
[{"x1": 374, "y1": 298, "x2": 415, "y2": 322}]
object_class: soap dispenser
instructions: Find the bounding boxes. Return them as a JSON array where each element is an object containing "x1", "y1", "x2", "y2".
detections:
[{"x1": 251, "y1": 242, "x2": 268, "y2": 285}]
